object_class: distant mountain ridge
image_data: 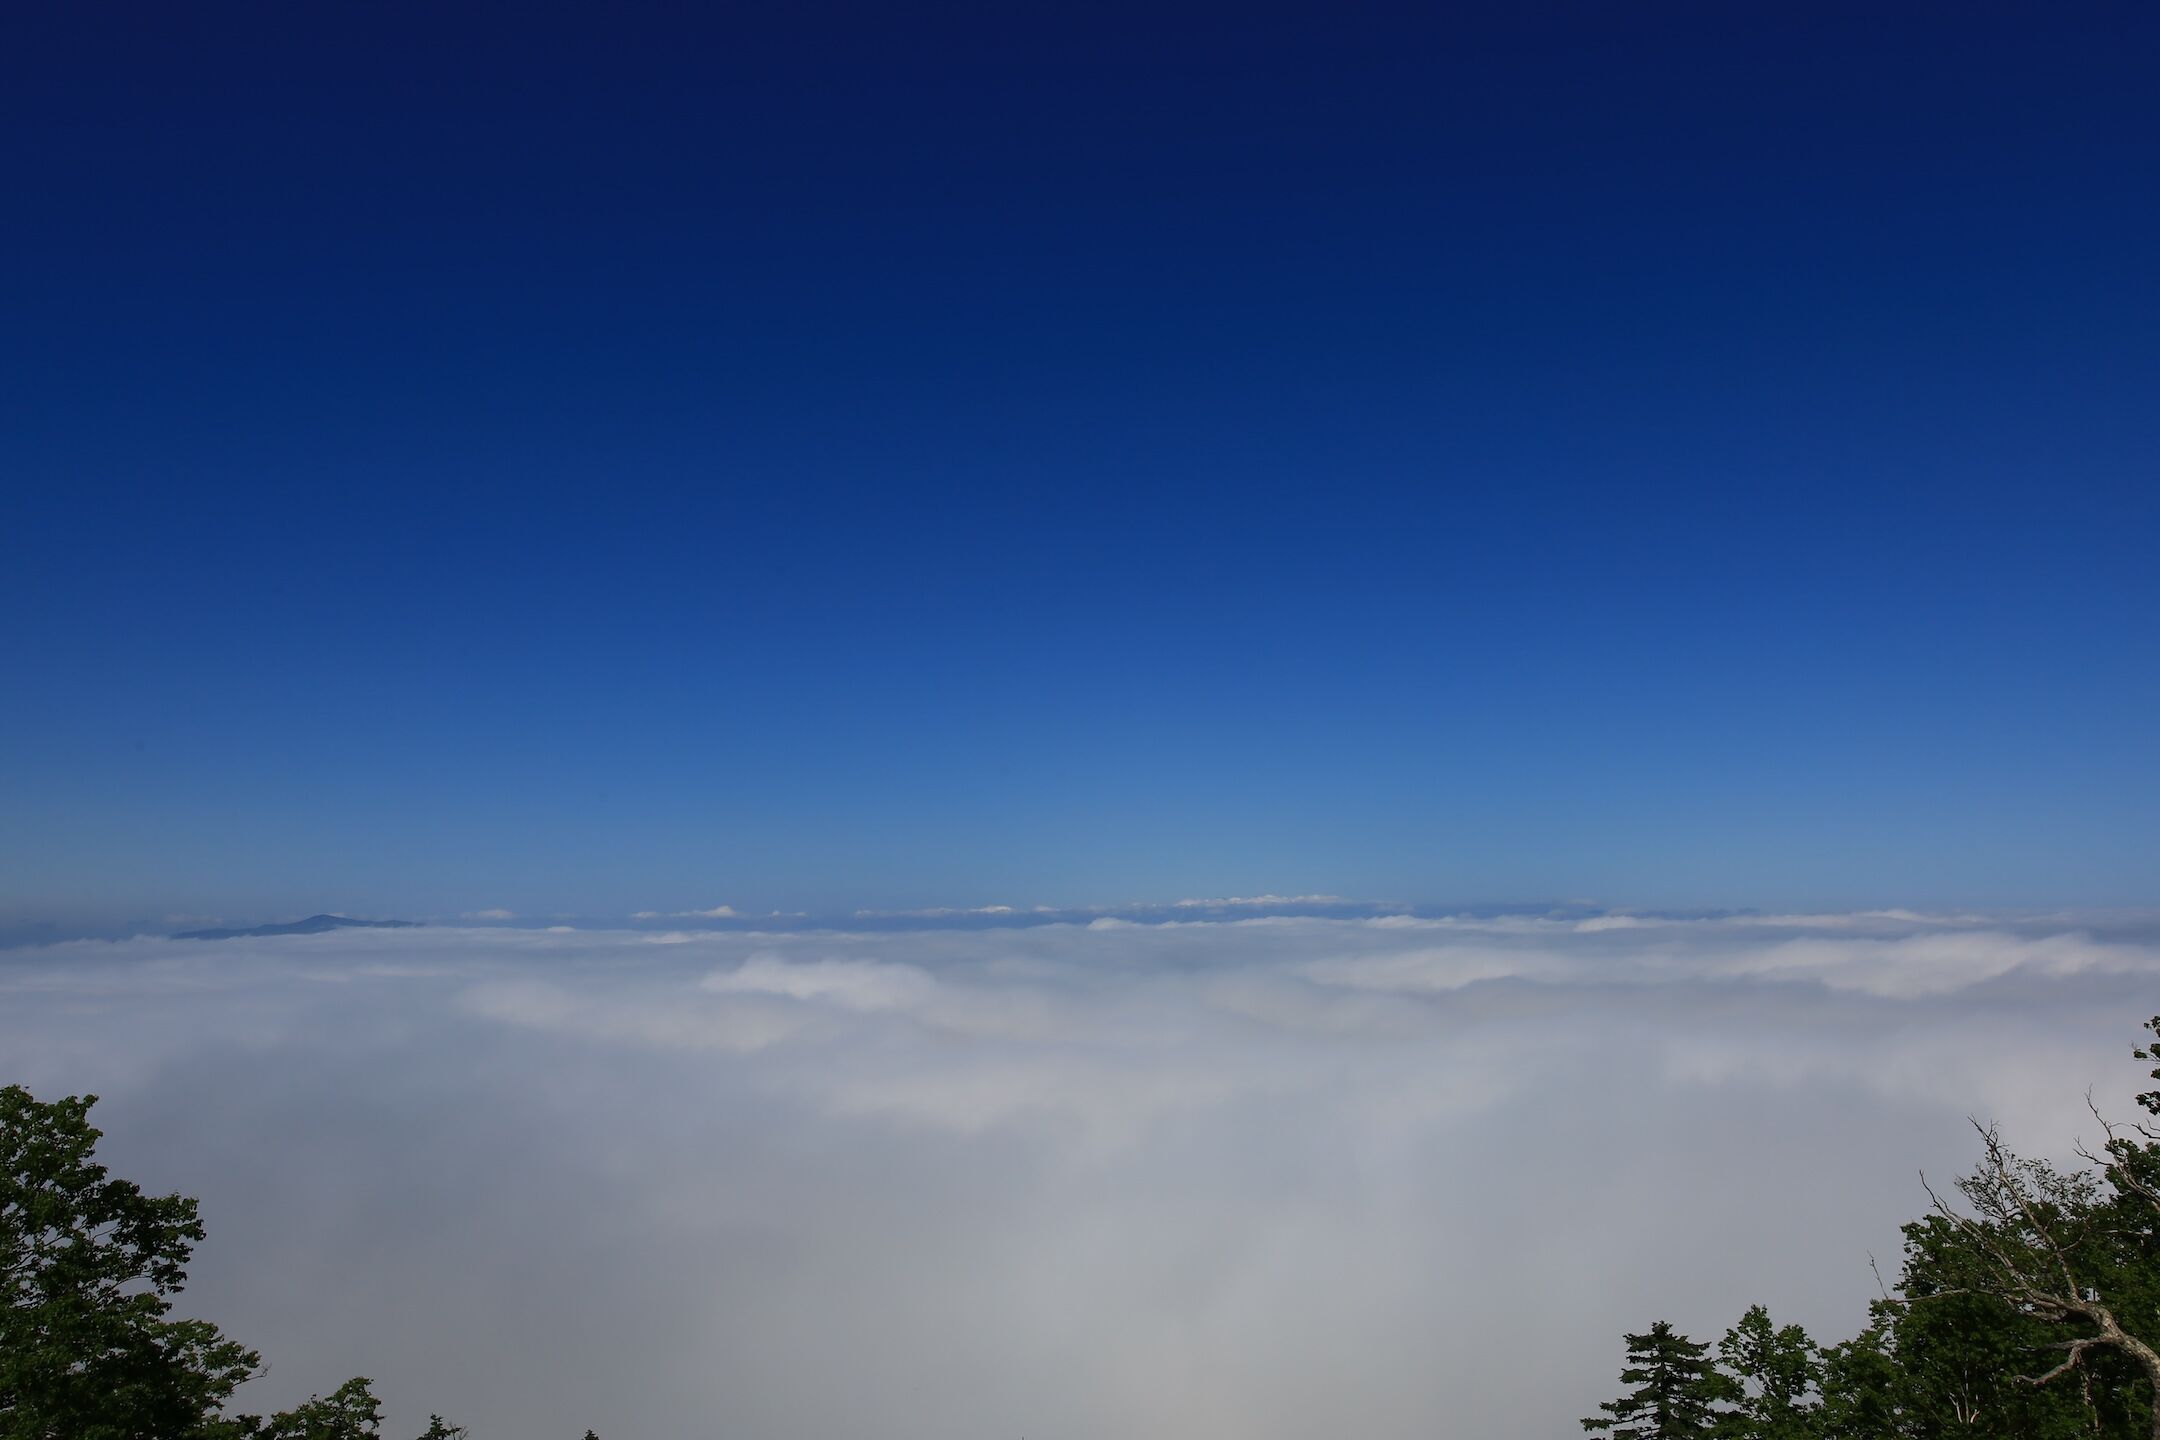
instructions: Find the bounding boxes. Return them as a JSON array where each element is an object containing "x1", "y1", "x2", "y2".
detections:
[{"x1": 173, "y1": 914, "x2": 422, "y2": 940}]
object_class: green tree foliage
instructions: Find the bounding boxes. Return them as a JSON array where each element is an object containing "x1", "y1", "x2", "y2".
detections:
[
  {"x1": 1879, "y1": 1194, "x2": 2142, "y2": 1439},
  {"x1": 1811, "y1": 1320, "x2": 1904, "y2": 1439},
  {"x1": 0, "y1": 1084, "x2": 259, "y2": 1440},
  {"x1": 240, "y1": 1377, "x2": 466, "y2": 1439},
  {"x1": 1584, "y1": 1320, "x2": 1733, "y2": 1438},
  {"x1": 0, "y1": 1086, "x2": 459, "y2": 1440},
  {"x1": 1714, "y1": 1305, "x2": 1818, "y2": 1440},
  {"x1": 1592, "y1": 1014, "x2": 2160, "y2": 1440},
  {"x1": 248, "y1": 1378, "x2": 386, "y2": 1439}
]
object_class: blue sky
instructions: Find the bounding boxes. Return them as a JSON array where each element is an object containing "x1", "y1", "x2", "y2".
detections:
[{"x1": 4, "y1": 3, "x2": 2155, "y2": 927}]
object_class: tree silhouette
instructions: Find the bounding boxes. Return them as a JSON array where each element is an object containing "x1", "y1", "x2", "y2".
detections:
[{"x1": 1583, "y1": 1320, "x2": 1730, "y2": 1438}]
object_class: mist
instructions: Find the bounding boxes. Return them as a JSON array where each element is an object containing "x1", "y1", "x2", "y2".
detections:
[{"x1": 4, "y1": 909, "x2": 2154, "y2": 1438}]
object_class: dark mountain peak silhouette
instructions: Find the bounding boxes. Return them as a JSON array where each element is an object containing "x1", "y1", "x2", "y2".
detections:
[{"x1": 173, "y1": 914, "x2": 422, "y2": 940}]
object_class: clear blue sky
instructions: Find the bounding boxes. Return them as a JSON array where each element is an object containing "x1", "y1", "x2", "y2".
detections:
[{"x1": 4, "y1": 2, "x2": 2155, "y2": 929}]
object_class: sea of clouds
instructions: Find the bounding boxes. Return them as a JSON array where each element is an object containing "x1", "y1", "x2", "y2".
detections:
[{"x1": 5, "y1": 908, "x2": 2158, "y2": 1438}]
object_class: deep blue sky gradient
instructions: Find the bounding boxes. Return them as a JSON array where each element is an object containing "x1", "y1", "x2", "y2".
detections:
[{"x1": 4, "y1": 2, "x2": 2156, "y2": 927}]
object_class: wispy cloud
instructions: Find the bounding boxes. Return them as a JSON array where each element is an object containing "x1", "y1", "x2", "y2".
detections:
[
  {"x1": 1170, "y1": 893, "x2": 1350, "y2": 908},
  {"x1": 459, "y1": 908, "x2": 516, "y2": 921},
  {"x1": 700, "y1": 954, "x2": 936, "y2": 1011},
  {"x1": 855, "y1": 903, "x2": 1029, "y2": 918},
  {"x1": 849, "y1": 895, "x2": 1392, "y2": 924}
]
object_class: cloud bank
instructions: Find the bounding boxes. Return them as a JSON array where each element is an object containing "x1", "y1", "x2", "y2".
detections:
[{"x1": 3, "y1": 909, "x2": 2155, "y2": 1438}]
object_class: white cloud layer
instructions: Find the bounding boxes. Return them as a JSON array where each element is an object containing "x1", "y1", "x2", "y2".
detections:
[{"x1": 2, "y1": 909, "x2": 2156, "y2": 1438}]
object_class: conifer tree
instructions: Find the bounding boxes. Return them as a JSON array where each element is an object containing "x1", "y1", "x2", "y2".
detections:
[{"x1": 1583, "y1": 1321, "x2": 1731, "y2": 1438}]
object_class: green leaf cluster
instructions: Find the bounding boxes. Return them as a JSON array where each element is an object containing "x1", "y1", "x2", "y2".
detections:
[
  {"x1": 0, "y1": 1085, "x2": 501, "y2": 1440},
  {"x1": 1587, "y1": 1014, "x2": 2160, "y2": 1439}
]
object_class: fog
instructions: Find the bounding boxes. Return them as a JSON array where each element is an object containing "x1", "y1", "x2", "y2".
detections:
[{"x1": 5, "y1": 909, "x2": 2155, "y2": 1438}]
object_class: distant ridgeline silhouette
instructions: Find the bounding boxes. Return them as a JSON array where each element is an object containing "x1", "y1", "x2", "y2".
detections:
[{"x1": 173, "y1": 914, "x2": 422, "y2": 940}]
